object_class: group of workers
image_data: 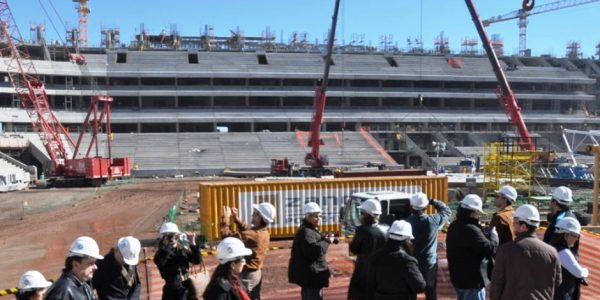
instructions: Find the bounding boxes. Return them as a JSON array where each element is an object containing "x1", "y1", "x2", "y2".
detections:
[{"x1": 12, "y1": 185, "x2": 589, "y2": 300}]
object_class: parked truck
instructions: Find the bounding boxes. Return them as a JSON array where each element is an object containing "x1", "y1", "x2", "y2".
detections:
[{"x1": 198, "y1": 175, "x2": 447, "y2": 241}]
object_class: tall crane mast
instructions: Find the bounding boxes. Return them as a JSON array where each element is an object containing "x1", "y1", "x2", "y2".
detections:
[
  {"x1": 73, "y1": 0, "x2": 90, "y2": 48},
  {"x1": 482, "y1": 0, "x2": 600, "y2": 56},
  {"x1": 465, "y1": 0, "x2": 535, "y2": 150},
  {"x1": 0, "y1": 0, "x2": 129, "y2": 185}
]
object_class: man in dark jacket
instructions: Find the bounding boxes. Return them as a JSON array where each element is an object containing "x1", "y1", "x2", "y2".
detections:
[
  {"x1": 288, "y1": 202, "x2": 335, "y2": 300},
  {"x1": 406, "y1": 192, "x2": 451, "y2": 300},
  {"x1": 46, "y1": 236, "x2": 105, "y2": 300},
  {"x1": 446, "y1": 194, "x2": 498, "y2": 300},
  {"x1": 93, "y1": 236, "x2": 142, "y2": 300},
  {"x1": 348, "y1": 199, "x2": 387, "y2": 300},
  {"x1": 490, "y1": 204, "x2": 562, "y2": 300}
]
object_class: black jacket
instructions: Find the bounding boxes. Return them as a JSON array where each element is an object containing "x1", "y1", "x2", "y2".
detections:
[
  {"x1": 446, "y1": 216, "x2": 498, "y2": 289},
  {"x1": 348, "y1": 223, "x2": 387, "y2": 300},
  {"x1": 552, "y1": 243, "x2": 580, "y2": 300},
  {"x1": 45, "y1": 271, "x2": 96, "y2": 300},
  {"x1": 366, "y1": 241, "x2": 426, "y2": 300},
  {"x1": 92, "y1": 249, "x2": 141, "y2": 300},
  {"x1": 154, "y1": 244, "x2": 202, "y2": 300},
  {"x1": 288, "y1": 219, "x2": 331, "y2": 288},
  {"x1": 203, "y1": 278, "x2": 244, "y2": 300}
]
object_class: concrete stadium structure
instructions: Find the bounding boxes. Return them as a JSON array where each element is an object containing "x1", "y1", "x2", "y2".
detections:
[{"x1": 0, "y1": 46, "x2": 599, "y2": 173}]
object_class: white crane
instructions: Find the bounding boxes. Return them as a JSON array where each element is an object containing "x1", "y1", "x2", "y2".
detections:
[{"x1": 482, "y1": 0, "x2": 600, "y2": 56}]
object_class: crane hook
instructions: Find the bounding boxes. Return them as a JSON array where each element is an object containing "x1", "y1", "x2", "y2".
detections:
[{"x1": 522, "y1": 0, "x2": 535, "y2": 11}]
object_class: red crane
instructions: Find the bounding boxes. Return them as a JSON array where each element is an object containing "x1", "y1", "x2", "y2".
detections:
[
  {"x1": 464, "y1": 0, "x2": 535, "y2": 151},
  {"x1": 0, "y1": 0, "x2": 130, "y2": 186},
  {"x1": 271, "y1": 0, "x2": 341, "y2": 177}
]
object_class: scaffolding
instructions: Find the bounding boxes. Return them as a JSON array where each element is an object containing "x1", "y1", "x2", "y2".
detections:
[
  {"x1": 483, "y1": 137, "x2": 542, "y2": 196},
  {"x1": 566, "y1": 41, "x2": 582, "y2": 59},
  {"x1": 490, "y1": 34, "x2": 504, "y2": 57},
  {"x1": 460, "y1": 38, "x2": 479, "y2": 55},
  {"x1": 434, "y1": 32, "x2": 450, "y2": 55}
]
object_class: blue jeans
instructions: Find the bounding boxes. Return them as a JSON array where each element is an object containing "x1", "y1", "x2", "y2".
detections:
[{"x1": 455, "y1": 288, "x2": 485, "y2": 300}]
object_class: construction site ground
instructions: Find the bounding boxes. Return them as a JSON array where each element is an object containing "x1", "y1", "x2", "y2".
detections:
[{"x1": 1, "y1": 178, "x2": 600, "y2": 299}]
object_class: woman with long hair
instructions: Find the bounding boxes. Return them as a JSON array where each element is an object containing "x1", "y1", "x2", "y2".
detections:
[
  {"x1": 550, "y1": 217, "x2": 588, "y2": 300},
  {"x1": 16, "y1": 270, "x2": 52, "y2": 300},
  {"x1": 204, "y1": 237, "x2": 253, "y2": 300},
  {"x1": 366, "y1": 220, "x2": 425, "y2": 300}
]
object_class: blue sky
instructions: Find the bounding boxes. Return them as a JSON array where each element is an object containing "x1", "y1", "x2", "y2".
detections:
[{"x1": 6, "y1": 0, "x2": 600, "y2": 57}]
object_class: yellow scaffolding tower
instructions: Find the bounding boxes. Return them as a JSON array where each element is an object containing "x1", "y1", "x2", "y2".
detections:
[{"x1": 483, "y1": 140, "x2": 541, "y2": 196}]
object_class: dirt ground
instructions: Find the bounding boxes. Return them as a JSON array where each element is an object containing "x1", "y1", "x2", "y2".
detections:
[{"x1": 0, "y1": 178, "x2": 203, "y2": 288}]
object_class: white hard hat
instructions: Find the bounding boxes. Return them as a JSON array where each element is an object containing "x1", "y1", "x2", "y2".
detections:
[
  {"x1": 303, "y1": 202, "x2": 322, "y2": 214},
  {"x1": 160, "y1": 222, "x2": 180, "y2": 235},
  {"x1": 388, "y1": 220, "x2": 414, "y2": 241},
  {"x1": 514, "y1": 204, "x2": 541, "y2": 227},
  {"x1": 216, "y1": 237, "x2": 253, "y2": 264},
  {"x1": 118, "y1": 236, "x2": 141, "y2": 265},
  {"x1": 556, "y1": 217, "x2": 581, "y2": 235},
  {"x1": 253, "y1": 202, "x2": 276, "y2": 224},
  {"x1": 358, "y1": 199, "x2": 382, "y2": 216},
  {"x1": 68, "y1": 236, "x2": 104, "y2": 259},
  {"x1": 410, "y1": 192, "x2": 429, "y2": 210},
  {"x1": 460, "y1": 194, "x2": 484, "y2": 213},
  {"x1": 552, "y1": 186, "x2": 573, "y2": 205},
  {"x1": 498, "y1": 186, "x2": 517, "y2": 203},
  {"x1": 17, "y1": 270, "x2": 52, "y2": 292}
]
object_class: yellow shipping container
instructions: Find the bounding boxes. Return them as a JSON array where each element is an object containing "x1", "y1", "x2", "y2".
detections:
[{"x1": 199, "y1": 176, "x2": 448, "y2": 241}]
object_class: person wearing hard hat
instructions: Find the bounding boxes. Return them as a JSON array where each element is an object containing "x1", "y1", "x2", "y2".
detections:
[
  {"x1": 406, "y1": 192, "x2": 451, "y2": 300},
  {"x1": 366, "y1": 220, "x2": 425, "y2": 299},
  {"x1": 550, "y1": 217, "x2": 589, "y2": 300},
  {"x1": 203, "y1": 237, "x2": 253, "y2": 300},
  {"x1": 490, "y1": 185, "x2": 517, "y2": 246},
  {"x1": 446, "y1": 194, "x2": 498, "y2": 300},
  {"x1": 288, "y1": 202, "x2": 335, "y2": 300},
  {"x1": 490, "y1": 204, "x2": 561, "y2": 300},
  {"x1": 221, "y1": 202, "x2": 277, "y2": 299},
  {"x1": 45, "y1": 236, "x2": 104, "y2": 300},
  {"x1": 347, "y1": 199, "x2": 387, "y2": 300},
  {"x1": 16, "y1": 270, "x2": 52, "y2": 300},
  {"x1": 154, "y1": 222, "x2": 202, "y2": 300},
  {"x1": 543, "y1": 186, "x2": 578, "y2": 250},
  {"x1": 92, "y1": 236, "x2": 142, "y2": 300}
]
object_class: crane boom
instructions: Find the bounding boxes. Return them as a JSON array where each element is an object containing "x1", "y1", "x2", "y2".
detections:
[
  {"x1": 465, "y1": 0, "x2": 535, "y2": 151},
  {"x1": 0, "y1": 1, "x2": 74, "y2": 170},
  {"x1": 483, "y1": 0, "x2": 600, "y2": 26},
  {"x1": 305, "y1": 0, "x2": 341, "y2": 168},
  {"x1": 0, "y1": 0, "x2": 130, "y2": 185}
]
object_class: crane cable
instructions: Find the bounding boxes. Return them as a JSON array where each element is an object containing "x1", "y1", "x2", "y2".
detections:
[{"x1": 37, "y1": 0, "x2": 75, "y2": 57}]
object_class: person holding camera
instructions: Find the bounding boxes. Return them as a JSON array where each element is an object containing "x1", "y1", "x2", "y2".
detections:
[
  {"x1": 347, "y1": 199, "x2": 387, "y2": 300},
  {"x1": 154, "y1": 222, "x2": 201, "y2": 300},
  {"x1": 288, "y1": 202, "x2": 335, "y2": 300},
  {"x1": 221, "y1": 202, "x2": 276, "y2": 299}
]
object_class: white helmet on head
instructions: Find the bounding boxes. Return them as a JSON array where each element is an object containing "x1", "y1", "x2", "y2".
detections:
[
  {"x1": 388, "y1": 220, "x2": 414, "y2": 241},
  {"x1": 118, "y1": 236, "x2": 141, "y2": 265},
  {"x1": 358, "y1": 199, "x2": 382, "y2": 216},
  {"x1": 68, "y1": 236, "x2": 104, "y2": 259},
  {"x1": 17, "y1": 270, "x2": 52, "y2": 292},
  {"x1": 159, "y1": 222, "x2": 180, "y2": 235},
  {"x1": 556, "y1": 217, "x2": 581, "y2": 235},
  {"x1": 552, "y1": 186, "x2": 573, "y2": 205},
  {"x1": 410, "y1": 193, "x2": 429, "y2": 210},
  {"x1": 514, "y1": 204, "x2": 540, "y2": 227},
  {"x1": 498, "y1": 186, "x2": 517, "y2": 203},
  {"x1": 460, "y1": 194, "x2": 484, "y2": 213},
  {"x1": 216, "y1": 237, "x2": 253, "y2": 264},
  {"x1": 303, "y1": 202, "x2": 322, "y2": 214},
  {"x1": 253, "y1": 202, "x2": 276, "y2": 224}
]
